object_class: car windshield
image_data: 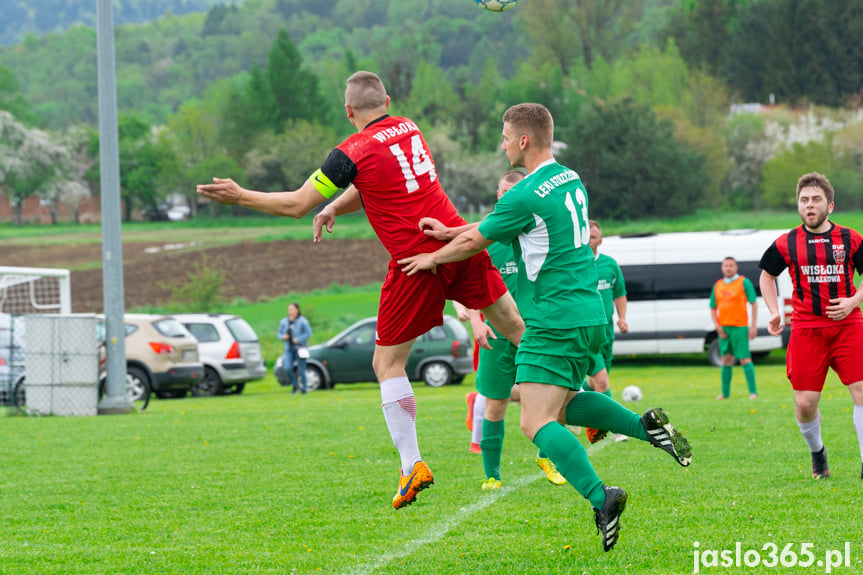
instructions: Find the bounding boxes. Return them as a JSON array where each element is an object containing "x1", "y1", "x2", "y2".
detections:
[
  {"x1": 185, "y1": 323, "x2": 220, "y2": 343},
  {"x1": 339, "y1": 322, "x2": 376, "y2": 346},
  {"x1": 225, "y1": 318, "x2": 258, "y2": 343},
  {"x1": 153, "y1": 318, "x2": 190, "y2": 338}
]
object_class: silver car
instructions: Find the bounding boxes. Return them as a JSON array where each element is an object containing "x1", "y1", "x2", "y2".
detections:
[
  {"x1": 0, "y1": 313, "x2": 25, "y2": 406},
  {"x1": 175, "y1": 313, "x2": 266, "y2": 396}
]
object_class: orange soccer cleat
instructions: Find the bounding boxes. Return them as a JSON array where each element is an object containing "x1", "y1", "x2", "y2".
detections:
[
  {"x1": 392, "y1": 461, "x2": 435, "y2": 510},
  {"x1": 585, "y1": 427, "x2": 609, "y2": 444}
]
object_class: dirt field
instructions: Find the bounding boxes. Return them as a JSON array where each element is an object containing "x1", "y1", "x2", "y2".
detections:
[{"x1": 2, "y1": 239, "x2": 391, "y2": 312}]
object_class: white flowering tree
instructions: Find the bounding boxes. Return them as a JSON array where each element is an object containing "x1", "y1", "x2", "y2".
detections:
[{"x1": 0, "y1": 111, "x2": 87, "y2": 225}]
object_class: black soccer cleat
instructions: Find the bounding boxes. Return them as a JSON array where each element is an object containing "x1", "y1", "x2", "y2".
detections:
[
  {"x1": 811, "y1": 446, "x2": 830, "y2": 479},
  {"x1": 642, "y1": 407, "x2": 692, "y2": 467},
  {"x1": 593, "y1": 485, "x2": 628, "y2": 552}
]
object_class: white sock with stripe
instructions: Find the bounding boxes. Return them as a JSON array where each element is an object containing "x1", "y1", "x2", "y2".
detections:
[
  {"x1": 853, "y1": 405, "x2": 863, "y2": 462},
  {"x1": 381, "y1": 376, "x2": 421, "y2": 475},
  {"x1": 471, "y1": 393, "x2": 486, "y2": 445},
  {"x1": 796, "y1": 412, "x2": 824, "y2": 453}
]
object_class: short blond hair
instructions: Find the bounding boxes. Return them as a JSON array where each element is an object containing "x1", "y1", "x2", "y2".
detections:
[
  {"x1": 500, "y1": 169, "x2": 525, "y2": 185},
  {"x1": 502, "y1": 103, "x2": 554, "y2": 149},
  {"x1": 796, "y1": 171, "x2": 835, "y2": 203},
  {"x1": 345, "y1": 71, "x2": 387, "y2": 112}
]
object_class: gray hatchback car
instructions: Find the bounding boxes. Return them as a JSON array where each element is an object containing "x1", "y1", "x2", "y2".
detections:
[{"x1": 175, "y1": 313, "x2": 266, "y2": 396}]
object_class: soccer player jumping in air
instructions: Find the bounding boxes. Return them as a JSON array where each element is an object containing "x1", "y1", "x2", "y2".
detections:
[{"x1": 197, "y1": 71, "x2": 524, "y2": 510}]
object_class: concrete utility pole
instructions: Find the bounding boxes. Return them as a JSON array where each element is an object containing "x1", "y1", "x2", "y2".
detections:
[{"x1": 96, "y1": 0, "x2": 132, "y2": 414}]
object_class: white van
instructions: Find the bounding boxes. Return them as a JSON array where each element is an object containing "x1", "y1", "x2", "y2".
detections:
[{"x1": 598, "y1": 229, "x2": 793, "y2": 366}]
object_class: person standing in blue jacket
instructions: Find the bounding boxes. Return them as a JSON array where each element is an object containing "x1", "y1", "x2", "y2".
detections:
[{"x1": 278, "y1": 303, "x2": 313, "y2": 394}]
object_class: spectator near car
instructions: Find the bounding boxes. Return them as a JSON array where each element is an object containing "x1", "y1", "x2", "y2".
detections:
[
  {"x1": 275, "y1": 315, "x2": 473, "y2": 391},
  {"x1": 174, "y1": 313, "x2": 266, "y2": 396}
]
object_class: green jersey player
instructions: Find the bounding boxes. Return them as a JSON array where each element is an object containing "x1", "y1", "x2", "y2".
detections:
[
  {"x1": 400, "y1": 103, "x2": 692, "y2": 552},
  {"x1": 581, "y1": 220, "x2": 630, "y2": 444},
  {"x1": 432, "y1": 170, "x2": 567, "y2": 489}
]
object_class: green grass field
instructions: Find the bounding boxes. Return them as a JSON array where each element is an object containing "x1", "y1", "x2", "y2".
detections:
[
  {"x1": 4, "y1": 210, "x2": 863, "y2": 573},
  {"x1": 2, "y1": 357, "x2": 862, "y2": 575}
]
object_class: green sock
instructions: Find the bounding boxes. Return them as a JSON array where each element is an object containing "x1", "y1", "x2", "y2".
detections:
[
  {"x1": 565, "y1": 391, "x2": 648, "y2": 441},
  {"x1": 537, "y1": 448, "x2": 547, "y2": 459},
  {"x1": 600, "y1": 388, "x2": 612, "y2": 399},
  {"x1": 580, "y1": 378, "x2": 612, "y2": 398},
  {"x1": 533, "y1": 421, "x2": 605, "y2": 508},
  {"x1": 743, "y1": 363, "x2": 757, "y2": 395},
  {"x1": 721, "y1": 365, "x2": 732, "y2": 397},
  {"x1": 480, "y1": 418, "x2": 504, "y2": 481}
]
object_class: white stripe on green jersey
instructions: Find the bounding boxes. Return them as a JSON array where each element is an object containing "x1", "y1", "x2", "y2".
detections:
[{"x1": 478, "y1": 160, "x2": 606, "y2": 329}]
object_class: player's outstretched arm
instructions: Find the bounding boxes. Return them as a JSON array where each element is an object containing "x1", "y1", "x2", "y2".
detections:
[
  {"x1": 196, "y1": 177, "x2": 324, "y2": 219},
  {"x1": 418, "y1": 217, "x2": 480, "y2": 241},
  {"x1": 398, "y1": 227, "x2": 492, "y2": 276}
]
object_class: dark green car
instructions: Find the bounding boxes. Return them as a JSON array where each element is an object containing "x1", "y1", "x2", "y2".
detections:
[{"x1": 275, "y1": 315, "x2": 474, "y2": 391}]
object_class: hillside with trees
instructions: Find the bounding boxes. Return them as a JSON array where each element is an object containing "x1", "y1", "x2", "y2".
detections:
[
  {"x1": 1, "y1": 0, "x2": 862, "y2": 225},
  {"x1": 0, "y1": 0, "x2": 239, "y2": 46}
]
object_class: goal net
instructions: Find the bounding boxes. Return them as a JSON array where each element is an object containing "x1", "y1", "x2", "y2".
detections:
[
  {"x1": 1, "y1": 266, "x2": 72, "y2": 407},
  {"x1": 0, "y1": 266, "x2": 71, "y2": 315}
]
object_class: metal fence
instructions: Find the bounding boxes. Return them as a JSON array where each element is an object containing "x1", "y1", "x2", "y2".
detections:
[{"x1": 3, "y1": 314, "x2": 100, "y2": 416}]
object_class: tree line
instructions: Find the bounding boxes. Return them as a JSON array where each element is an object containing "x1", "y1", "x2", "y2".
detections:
[{"x1": 1, "y1": 0, "x2": 862, "y2": 225}]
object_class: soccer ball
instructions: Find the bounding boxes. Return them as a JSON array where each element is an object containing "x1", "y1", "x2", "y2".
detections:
[
  {"x1": 621, "y1": 385, "x2": 643, "y2": 402},
  {"x1": 476, "y1": 0, "x2": 520, "y2": 12}
]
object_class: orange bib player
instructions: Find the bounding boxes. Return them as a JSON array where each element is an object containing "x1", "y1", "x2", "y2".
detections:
[{"x1": 709, "y1": 257, "x2": 758, "y2": 400}]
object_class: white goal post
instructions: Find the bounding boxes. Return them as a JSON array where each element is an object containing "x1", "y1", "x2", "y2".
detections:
[{"x1": 0, "y1": 266, "x2": 72, "y2": 315}]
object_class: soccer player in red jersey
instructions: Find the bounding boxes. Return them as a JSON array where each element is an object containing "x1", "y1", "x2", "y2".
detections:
[
  {"x1": 760, "y1": 172, "x2": 863, "y2": 480},
  {"x1": 197, "y1": 71, "x2": 524, "y2": 508}
]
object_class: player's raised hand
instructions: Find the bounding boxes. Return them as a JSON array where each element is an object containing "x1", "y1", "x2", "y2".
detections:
[
  {"x1": 398, "y1": 253, "x2": 437, "y2": 276},
  {"x1": 313, "y1": 206, "x2": 337, "y2": 243},
  {"x1": 196, "y1": 178, "x2": 244, "y2": 205}
]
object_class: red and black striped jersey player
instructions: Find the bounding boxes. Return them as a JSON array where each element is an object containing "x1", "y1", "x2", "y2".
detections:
[
  {"x1": 759, "y1": 171, "x2": 863, "y2": 481},
  {"x1": 196, "y1": 71, "x2": 524, "y2": 509}
]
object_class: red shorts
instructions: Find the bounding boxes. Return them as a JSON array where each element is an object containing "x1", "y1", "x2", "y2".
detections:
[
  {"x1": 376, "y1": 250, "x2": 507, "y2": 346},
  {"x1": 786, "y1": 322, "x2": 863, "y2": 392}
]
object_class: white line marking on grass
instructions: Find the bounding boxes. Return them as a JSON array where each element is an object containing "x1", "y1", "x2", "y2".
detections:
[{"x1": 344, "y1": 441, "x2": 610, "y2": 575}]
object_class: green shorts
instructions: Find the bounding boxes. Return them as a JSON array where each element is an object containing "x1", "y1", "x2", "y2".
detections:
[
  {"x1": 475, "y1": 325, "x2": 518, "y2": 400},
  {"x1": 515, "y1": 323, "x2": 606, "y2": 389},
  {"x1": 588, "y1": 322, "x2": 615, "y2": 377},
  {"x1": 718, "y1": 325, "x2": 751, "y2": 360}
]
